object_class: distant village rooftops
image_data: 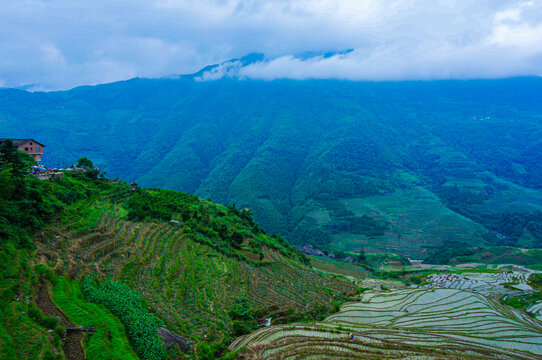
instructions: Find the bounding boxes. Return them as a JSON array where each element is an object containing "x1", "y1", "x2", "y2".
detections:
[{"x1": 0, "y1": 138, "x2": 45, "y2": 162}]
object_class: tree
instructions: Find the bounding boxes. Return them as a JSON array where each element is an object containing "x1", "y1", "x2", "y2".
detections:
[
  {"x1": 229, "y1": 231, "x2": 243, "y2": 248},
  {"x1": 76, "y1": 157, "x2": 94, "y2": 169},
  {"x1": 0, "y1": 139, "x2": 28, "y2": 178},
  {"x1": 0, "y1": 168, "x2": 16, "y2": 200}
]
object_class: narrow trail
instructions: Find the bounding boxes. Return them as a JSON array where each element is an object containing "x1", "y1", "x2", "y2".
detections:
[{"x1": 36, "y1": 281, "x2": 85, "y2": 360}]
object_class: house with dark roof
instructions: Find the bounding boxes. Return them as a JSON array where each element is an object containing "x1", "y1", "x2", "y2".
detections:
[{"x1": 0, "y1": 139, "x2": 45, "y2": 162}]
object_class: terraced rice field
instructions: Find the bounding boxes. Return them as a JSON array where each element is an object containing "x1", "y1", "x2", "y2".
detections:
[
  {"x1": 335, "y1": 178, "x2": 488, "y2": 255},
  {"x1": 43, "y1": 210, "x2": 356, "y2": 342},
  {"x1": 426, "y1": 270, "x2": 533, "y2": 296},
  {"x1": 310, "y1": 256, "x2": 370, "y2": 279},
  {"x1": 232, "y1": 288, "x2": 542, "y2": 359},
  {"x1": 357, "y1": 278, "x2": 405, "y2": 291}
]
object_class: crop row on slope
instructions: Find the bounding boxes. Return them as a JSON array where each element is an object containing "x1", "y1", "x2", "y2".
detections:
[
  {"x1": 0, "y1": 150, "x2": 129, "y2": 360},
  {"x1": 309, "y1": 256, "x2": 371, "y2": 279},
  {"x1": 27, "y1": 174, "x2": 357, "y2": 356},
  {"x1": 125, "y1": 187, "x2": 308, "y2": 264},
  {"x1": 106, "y1": 220, "x2": 355, "y2": 340},
  {"x1": 45, "y1": 184, "x2": 357, "y2": 347},
  {"x1": 82, "y1": 276, "x2": 165, "y2": 360},
  {"x1": 0, "y1": 156, "x2": 325, "y2": 359},
  {"x1": 0, "y1": 250, "x2": 54, "y2": 360}
]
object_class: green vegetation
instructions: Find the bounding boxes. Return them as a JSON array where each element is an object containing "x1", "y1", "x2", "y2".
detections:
[
  {"x1": 228, "y1": 298, "x2": 257, "y2": 336},
  {"x1": 0, "y1": 141, "x2": 55, "y2": 248},
  {"x1": 3, "y1": 78, "x2": 542, "y2": 255},
  {"x1": 0, "y1": 147, "x2": 357, "y2": 358},
  {"x1": 503, "y1": 292, "x2": 542, "y2": 312},
  {"x1": 425, "y1": 245, "x2": 542, "y2": 266},
  {"x1": 3, "y1": 76, "x2": 542, "y2": 358},
  {"x1": 373, "y1": 268, "x2": 439, "y2": 285},
  {"x1": 76, "y1": 157, "x2": 94, "y2": 169},
  {"x1": 310, "y1": 256, "x2": 371, "y2": 279},
  {"x1": 0, "y1": 144, "x2": 120, "y2": 359},
  {"x1": 82, "y1": 276, "x2": 165, "y2": 360},
  {"x1": 124, "y1": 187, "x2": 306, "y2": 263},
  {"x1": 501, "y1": 273, "x2": 542, "y2": 313},
  {"x1": 64, "y1": 206, "x2": 355, "y2": 340},
  {"x1": 530, "y1": 273, "x2": 542, "y2": 290},
  {"x1": 27, "y1": 304, "x2": 60, "y2": 330},
  {"x1": 52, "y1": 277, "x2": 138, "y2": 360}
]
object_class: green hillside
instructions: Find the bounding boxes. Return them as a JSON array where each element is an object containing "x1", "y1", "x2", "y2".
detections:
[
  {"x1": 2, "y1": 78, "x2": 542, "y2": 255},
  {"x1": 2, "y1": 141, "x2": 542, "y2": 359},
  {"x1": 0, "y1": 147, "x2": 357, "y2": 359}
]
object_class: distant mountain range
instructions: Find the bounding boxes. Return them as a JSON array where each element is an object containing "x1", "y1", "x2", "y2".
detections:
[{"x1": 2, "y1": 65, "x2": 542, "y2": 255}]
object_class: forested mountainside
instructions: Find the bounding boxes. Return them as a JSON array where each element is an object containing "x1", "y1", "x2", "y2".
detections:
[{"x1": 2, "y1": 77, "x2": 542, "y2": 255}]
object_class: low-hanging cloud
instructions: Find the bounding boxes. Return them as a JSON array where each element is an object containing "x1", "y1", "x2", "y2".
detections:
[{"x1": 1, "y1": 0, "x2": 542, "y2": 89}]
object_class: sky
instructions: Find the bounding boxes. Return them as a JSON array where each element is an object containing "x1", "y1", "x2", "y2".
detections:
[{"x1": 1, "y1": 0, "x2": 542, "y2": 90}]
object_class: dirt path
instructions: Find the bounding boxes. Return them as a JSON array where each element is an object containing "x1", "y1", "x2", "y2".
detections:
[{"x1": 36, "y1": 282, "x2": 85, "y2": 360}]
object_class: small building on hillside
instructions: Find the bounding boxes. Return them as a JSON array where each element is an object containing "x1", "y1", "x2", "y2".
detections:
[{"x1": 0, "y1": 138, "x2": 45, "y2": 162}]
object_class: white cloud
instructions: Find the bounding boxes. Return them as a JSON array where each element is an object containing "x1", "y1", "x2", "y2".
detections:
[
  {"x1": 1, "y1": 0, "x2": 542, "y2": 89},
  {"x1": 488, "y1": 1, "x2": 542, "y2": 52},
  {"x1": 40, "y1": 43, "x2": 66, "y2": 65},
  {"x1": 196, "y1": 60, "x2": 244, "y2": 81},
  {"x1": 195, "y1": 0, "x2": 542, "y2": 81},
  {"x1": 202, "y1": 43, "x2": 529, "y2": 81},
  {"x1": 494, "y1": 1, "x2": 534, "y2": 23}
]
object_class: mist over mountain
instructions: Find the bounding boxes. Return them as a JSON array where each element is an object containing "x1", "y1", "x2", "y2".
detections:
[{"x1": 2, "y1": 75, "x2": 542, "y2": 255}]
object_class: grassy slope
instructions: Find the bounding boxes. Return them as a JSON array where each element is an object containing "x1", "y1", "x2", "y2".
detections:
[
  {"x1": 51, "y1": 277, "x2": 138, "y2": 360},
  {"x1": 424, "y1": 245, "x2": 542, "y2": 268},
  {"x1": 48, "y1": 204, "x2": 357, "y2": 342},
  {"x1": 0, "y1": 164, "x2": 134, "y2": 360},
  {"x1": 0, "y1": 247, "x2": 53, "y2": 360},
  {"x1": 16, "y1": 172, "x2": 358, "y2": 358},
  {"x1": 333, "y1": 180, "x2": 488, "y2": 253},
  {"x1": 309, "y1": 257, "x2": 371, "y2": 279}
]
